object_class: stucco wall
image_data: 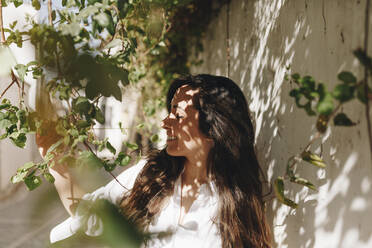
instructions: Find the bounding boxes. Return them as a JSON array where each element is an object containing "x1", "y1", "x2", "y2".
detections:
[{"x1": 192, "y1": 0, "x2": 372, "y2": 247}]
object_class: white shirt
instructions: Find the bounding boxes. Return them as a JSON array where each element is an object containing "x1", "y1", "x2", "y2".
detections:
[{"x1": 50, "y1": 160, "x2": 221, "y2": 248}]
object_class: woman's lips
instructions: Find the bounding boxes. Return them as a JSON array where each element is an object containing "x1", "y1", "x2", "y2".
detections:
[{"x1": 167, "y1": 136, "x2": 177, "y2": 141}]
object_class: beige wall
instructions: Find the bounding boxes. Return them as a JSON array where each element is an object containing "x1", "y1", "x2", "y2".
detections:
[
  {"x1": 192, "y1": 0, "x2": 372, "y2": 247},
  {"x1": 0, "y1": 4, "x2": 39, "y2": 192}
]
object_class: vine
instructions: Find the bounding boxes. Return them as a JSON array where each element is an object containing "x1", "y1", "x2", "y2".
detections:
[
  {"x1": 0, "y1": 0, "x2": 227, "y2": 192},
  {"x1": 275, "y1": 52, "x2": 372, "y2": 208}
]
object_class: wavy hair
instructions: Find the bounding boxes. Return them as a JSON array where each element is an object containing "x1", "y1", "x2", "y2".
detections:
[{"x1": 120, "y1": 74, "x2": 271, "y2": 247}]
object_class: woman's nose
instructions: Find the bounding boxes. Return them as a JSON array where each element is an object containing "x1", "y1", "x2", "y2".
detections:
[
  {"x1": 162, "y1": 115, "x2": 170, "y2": 129},
  {"x1": 161, "y1": 113, "x2": 174, "y2": 129}
]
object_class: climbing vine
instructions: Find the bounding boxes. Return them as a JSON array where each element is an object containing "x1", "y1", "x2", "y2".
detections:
[
  {"x1": 274, "y1": 48, "x2": 372, "y2": 208},
  {"x1": 0, "y1": 0, "x2": 227, "y2": 191}
]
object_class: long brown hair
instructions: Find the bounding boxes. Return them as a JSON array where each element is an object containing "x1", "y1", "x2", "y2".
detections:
[{"x1": 120, "y1": 74, "x2": 272, "y2": 247}]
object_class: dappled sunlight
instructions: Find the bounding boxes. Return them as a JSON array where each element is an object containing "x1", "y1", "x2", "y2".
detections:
[{"x1": 192, "y1": 0, "x2": 372, "y2": 247}]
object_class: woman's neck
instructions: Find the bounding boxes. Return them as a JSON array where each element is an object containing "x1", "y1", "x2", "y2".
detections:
[{"x1": 182, "y1": 154, "x2": 209, "y2": 186}]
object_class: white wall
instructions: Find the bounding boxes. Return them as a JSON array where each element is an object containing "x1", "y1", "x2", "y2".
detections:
[
  {"x1": 192, "y1": 0, "x2": 372, "y2": 247},
  {"x1": 0, "y1": 4, "x2": 39, "y2": 192}
]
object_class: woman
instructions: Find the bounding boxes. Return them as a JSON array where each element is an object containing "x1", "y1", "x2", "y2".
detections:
[{"x1": 39, "y1": 74, "x2": 272, "y2": 247}]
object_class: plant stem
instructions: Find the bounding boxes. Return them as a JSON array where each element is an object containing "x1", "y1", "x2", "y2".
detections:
[
  {"x1": 48, "y1": 0, "x2": 53, "y2": 26},
  {"x1": 0, "y1": 0, "x2": 5, "y2": 44},
  {"x1": 363, "y1": 0, "x2": 372, "y2": 164},
  {"x1": 82, "y1": 141, "x2": 128, "y2": 190},
  {"x1": 0, "y1": 80, "x2": 16, "y2": 99}
]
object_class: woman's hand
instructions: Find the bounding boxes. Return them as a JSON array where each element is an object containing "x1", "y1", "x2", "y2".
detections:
[{"x1": 35, "y1": 121, "x2": 86, "y2": 216}]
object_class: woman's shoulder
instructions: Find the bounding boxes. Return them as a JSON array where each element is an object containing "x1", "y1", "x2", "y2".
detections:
[{"x1": 116, "y1": 159, "x2": 148, "y2": 187}]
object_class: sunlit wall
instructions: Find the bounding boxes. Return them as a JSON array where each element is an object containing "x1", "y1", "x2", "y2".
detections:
[{"x1": 192, "y1": 0, "x2": 372, "y2": 247}]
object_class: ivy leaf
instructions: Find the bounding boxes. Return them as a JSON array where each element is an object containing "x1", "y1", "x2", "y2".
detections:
[
  {"x1": 290, "y1": 176, "x2": 317, "y2": 191},
  {"x1": 338, "y1": 71, "x2": 357, "y2": 84},
  {"x1": 334, "y1": 113, "x2": 356, "y2": 126},
  {"x1": 9, "y1": 20, "x2": 18, "y2": 29},
  {"x1": 274, "y1": 177, "x2": 298, "y2": 209},
  {"x1": 25, "y1": 175, "x2": 42, "y2": 190},
  {"x1": 106, "y1": 141, "x2": 116, "y2": 155},
  {"x1": 14, "y1": 64, "x2": 27, "y2": 82},
  {"x1": 316, "y1": 93, "x2": 334, "y2": 116},
  {"x1": 73, "y1": 97, "x2": 92, "y2": 116},
  {"x1": 301, "y1": 151, "x2": 326, "y2": 168},
  {"x1": 43, "y1": 172, "x2": 55, "y2": 183},
  {"x1": 94, "y1": 12, "x2": 110, "y2": 27},
  {"x1": 78, "y1": 151, "x2": 104, "y2": 168},
  {"x1": 124, "y1": 141, "x2": 138, "y2": 150},
  {"x1": 0, "y1": 119, "x2": 13, "y2": 129},
  {"x1": 18, "y1": 161, "x2": 35, "y2": 171},
  {"x1": 353, "y1": 48, "x2": 372, "y2": 72},
  {"x1": 10, "y1": 132, "x2": 27, "y2": 148},
  {"x1": 333, "y1": 84, "x2": 355, "y2": 102},
  {"x1": 11, "y1": 170, "x2": 28, "y2": 183},
  {"x1": 13, "y1": 0, "x2": 23, "y2": 8},
  {"x1": 104, "y1": 162, "x2": 116, "y2": 172},
  {"x1": 104, "y1": 39, "x2": 122, "y2": 50},
  {"x1": 60, "y1": 22, "x2": 81, "y2": 37},
  {"x1": 116, "y1": 152, "x2": 131, "y2": 166},
  {"x1": 94, "y1": 107, "x2": 105, "y2": 124},
  {"x1": 46, "y1": 139, "x2": 63, "y2": 155},
  {"x1": 32, "y1": 0, "x2": 41, "y2": 10},
  {"x1": 356, "y1": 84, "x2": 368, "y2": 104}
]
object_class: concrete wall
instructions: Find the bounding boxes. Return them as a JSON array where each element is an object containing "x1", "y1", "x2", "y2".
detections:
[{"x1": 192, "y1": 0, "x2": 372, "y2": 247}]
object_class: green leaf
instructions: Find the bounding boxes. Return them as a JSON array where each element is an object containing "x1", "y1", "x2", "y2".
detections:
[
  {"x1": 356, "y1": 84, "x2": 368, "y2": 104},
  {"x1": 104, "y1": 39, "x2": 122, "y2": 50},
  {"x1": 46, "y1": 139, "x2": 63, "y2": 155},
  {"x1": 316, "y1": 93, "x2": 334, "y2": 116},
  {"x1": 106, "y1": 141, "x2": 116, "y2": 155},
  {"x1": 291, "y1": 73, "x2": 300, "y2": 82},
  {"x1": 94, "y1": 12, "x2": 110, "y2": 27},
  {"x1": 0, "y1": 46, "x2": 16, "y2": 76},
  {"x1": 119, "y1": 154, "x2": 131, "y2": 166},
  {"x1": 14, "y1": 64, "x2": 27, "y2": 82},
  {"x1": 274, "y1": 177, "x2": 298, "y2": 208},
  {"x1": 333, "y1": 84, "x2": 355, "y2": 102},
  {"x1": 0, "y1": 119, "x2": 12, "y2": 129},
  {"x1": 10, "y1": 132, "x2": 27, "y2": 148},
  {"x1": 73, "y1": 97, "x2": 92, "y2": 116},
  {"x1": 290, "y1": 176, "x2": 317, "y2": 191},
  {"x1": 43, "y1": 172, "x2": 55, "y2": 183},
  {"x1": 16, "y1": 109, "x2": 26, "y2": 124},
  {"x1": 9, "y1": 20, "x2": 18, "y2": 29},
  {"x1": 104, "y1": 162, "x2": 116, "y2": 172},
  {"x1": 32, "y1": 0, "x2": 41, "y2": 10},
  {"x1": 338, "y1": 71, "x2": 357, "y2": 84},
  {"x1": 78, "y1": 151, "x2": 104, "y2": 168},
  {"x1": 353, "y1": 48, "x2": 372, "y2": 72},
  {"x1": 18, "y1": 161, "x2": 35, "y2": 171},
  {"x1": 11, "y1": 170, "x2": 28, "y2": 183},
  {"x1": 25, "y1": 175, "x2": 42, "y2": 190},
  {"x1": 13, "y1": 0, "x2": 23, "y2": 8},
  {"x1": 52, "y1": 10, "x2": 56, "y2": 21},
  {"x1": 94, "y1": 107, "x2": 105, "y2": 124},
  {"x1": 124, "y1": 141, "x2": 138, "y2": 150},
  {"x1": 150, "y1": 134, "x2": 159, "y2": 143},
  {"x1": 334, "y1": 113, "x2": 356, "y2": 126},
  {"x1": 301, "y1": 151, "x2": 326, "y2": 168},
  {"x1": 0, "y1": 103, "x2": 11, "y2": 110},
  {"x1": 60, "y1": 22, "x2": 81, "y2": 36},
  {"x1": 78, "y1": 5, "x2": 99, "y2": 19}
]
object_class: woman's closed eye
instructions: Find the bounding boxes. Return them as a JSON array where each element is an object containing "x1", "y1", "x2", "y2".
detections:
[{"x1": 175, "y1": 113, "x2": 184, "y2": 120}]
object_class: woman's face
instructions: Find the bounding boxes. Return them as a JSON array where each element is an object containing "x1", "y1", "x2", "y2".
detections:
[{"x1": 162, "y1": 85, "x2": 212, "y2": 160}]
